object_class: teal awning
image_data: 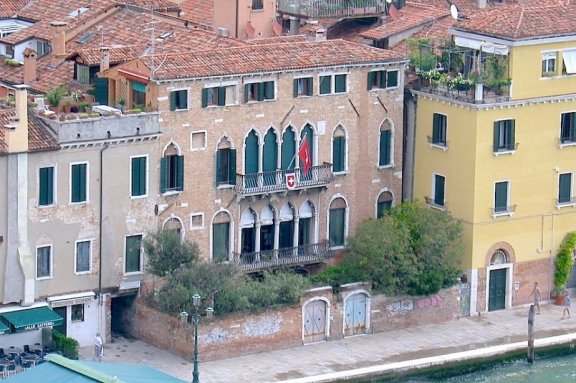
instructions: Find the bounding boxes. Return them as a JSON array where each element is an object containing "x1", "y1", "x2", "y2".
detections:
[
  {"x1": 0, "y1": 321, "x2": 9, "y2": 335},
  {"x1": 2, "y1": 307, "x2": 63, "y2": 333},
  {"x1": 131, "y1": 81, "x2": 146, "y2": 93}
]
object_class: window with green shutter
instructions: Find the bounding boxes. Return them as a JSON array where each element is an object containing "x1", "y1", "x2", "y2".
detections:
[
  {"x1": 432, "y1": 113, "x2": 447, "y2": 146},
  {"x1": 212, "y1": 222, "x2": 230, "y2": 262},
  {"x1": 494, "y1": 181, "x2": 509, "y2": 213},
  {"x1": 281, "y1": 128, "x2": 296, "y2": 170},
  {"x1": 379, "y1": 129, "x2": 391, "y2": 166},
  {"x1": 433, "y1": 174, "x2": 445, "y2": 207},
  {"x1": 244, "y1": 131, "x2": 259, "y2": 175},
  {"x1": 332, "y1": 136, "x2": 345, "y2": 173},
  {"x1": 387, "y1": 70, "x2": 398, "y2": 87},
  {"x1": 169, "y1": 89, "x2": 188, "y2": 111},
  {"x1": 334, "y1": 74, "x2": 347, "y2": 93},
  {"x1": 329, "y1": 199, "x2": 346, "y2": 247},
  {"x1": 263, "y1": 130, "x2": 278, "y2": 186},
  {"x1": 71, "y1": 163, "x2": 87, "y2": 203},
  {"x1": 293, "y1": 77, "x2": 313, "y2": 97},
  {"x1": 319, "y1": 75, "x2": 331, "y2": 94},
  {"x1": 245, "y1": 81, "x2": 275, "y2": 102},
  {"x1": 493, "y1": 120, "x2": 515, "y2": 152},
  {"x1": 131, "y1": 156, "x2": 147, "y2": 197},
  {"x1": 560, "y1": 112, "x2": 576, "y2": 144},
  {"x1": 125, "y1": 235, "x2": 142, "y2": 273},
  {"x1": 39, "y1": 166, "x2": 54, "y2": 206},
  {"x1": 216, "y1": 148, "x2": 236, "y2": 186},
  {"x1": 558, "y1": 173, "x2": 572, "y2": 204},
  {"x1": 160, "y1": 155, "x2": 183, "y2": 193}
]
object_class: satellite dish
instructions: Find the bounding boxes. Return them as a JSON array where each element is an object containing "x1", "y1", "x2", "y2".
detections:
[
  {"x1": 450, "y1": 4, "x2": 459, "y2": 19},
  {"x1": 386, "y1": 0, "x2": 393, "y2": 3}
]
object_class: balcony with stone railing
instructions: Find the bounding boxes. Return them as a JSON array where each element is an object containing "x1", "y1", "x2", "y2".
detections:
[{"x1": 277, "y1": 0, "x2": 385, "y2": 19}]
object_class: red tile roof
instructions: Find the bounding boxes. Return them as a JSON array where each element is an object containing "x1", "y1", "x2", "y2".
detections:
[
  {"x1": 0, "y1": 109, "x2": 59, "y2": 154},
  {"x1": 453, "y1": 2, "x2": 576, "y2": 40},
  {"x1": 139, "y1": 39, "x2": 407, "y2": 81},
  {"x1": 178, "y1": 0, "x2": 213, "y2": 27},
  {"x1": 0, "y1": 0, "x2": 29, "y2": 18}
]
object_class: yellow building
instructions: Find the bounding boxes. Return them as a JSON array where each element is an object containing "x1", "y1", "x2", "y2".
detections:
[{"x1": 412, "y1": 3, "x2": 576, "y2": 314}]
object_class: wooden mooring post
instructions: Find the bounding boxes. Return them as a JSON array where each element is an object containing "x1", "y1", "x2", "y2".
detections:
[{"x1": 527, "y1": 304, "x2": 535, "y2": 363}]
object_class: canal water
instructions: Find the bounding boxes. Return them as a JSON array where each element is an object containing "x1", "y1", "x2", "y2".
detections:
[{"x1": 384, "y1": 347, "x2": 576, "y2": 382}]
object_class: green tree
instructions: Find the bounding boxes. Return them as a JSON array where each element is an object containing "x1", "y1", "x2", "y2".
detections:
[
  {"x1": 314, "y1": 201, "x2": 463, "y2": 296},
  {"x1": 143, "y1": 229, "x2": 199, "y2": 277}
]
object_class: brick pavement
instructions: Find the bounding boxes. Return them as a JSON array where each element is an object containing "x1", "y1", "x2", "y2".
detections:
[{"x1": 79, "y1": 302, "x2": 576, "y2": 382}]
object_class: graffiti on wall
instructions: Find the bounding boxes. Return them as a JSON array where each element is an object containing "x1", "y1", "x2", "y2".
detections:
[
  {"x1": 386, "y1": 294, "x2": 445, "y2": 316},
  {"x1": 202, "y1": 327, "x2": 229, "y2": 345},
  {"x1": 243, "y1": 314, "x2": 283, "y2": 337}
]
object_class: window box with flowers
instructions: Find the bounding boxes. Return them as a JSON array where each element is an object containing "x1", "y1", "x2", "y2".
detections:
[{"x1": 449, "y1": 73, "x2": 475, "y2": 91}]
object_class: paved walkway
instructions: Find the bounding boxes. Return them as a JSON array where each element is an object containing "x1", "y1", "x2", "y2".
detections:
[{"x1": 79, "y1": 302, "x2": 576, "y2": 382}]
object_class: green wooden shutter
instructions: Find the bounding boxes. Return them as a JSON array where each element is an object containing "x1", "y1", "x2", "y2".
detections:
[
  {"x1": 212, "y1": 223, "x2": 230, "y2": 262},
  {"x1": 131, "y1": 158, "x2": 139, "y2": 196},
  {"x1": 335, "y1": 74, "x2": 346, "y2": 93},
  {"x1": 367, "y1": 72, "x2": 375, "y2": 90},
  {"x1": 320, "y1": 76, "x2": 330, "y2": 94},
  {"x1": 571, "y1": 113, "x2": 576, "y2": 140},
  {"x1": 169, "y1": 91, "x2": 177, "y2": 111},
  {"x1": 72, "y1": 164, "x2": 87, "y2": 202},
  {"x1": 387, "y1": 70, "x2": 398, "y2": 87},
  {"x1": 432, "y1": 114, "x2": 440, "y2": 143},
  {"x1": 201, "y1": 88, "x2": 208, "y2": 108},
  {"x1": 508, "y1": 120, "x2": 515, "y2": 149},
  {"x1": 39, "y1": 167, "x2": 53, "y2": 205},
  {"x1": 329, "y1": 208, "x2": 345, "y2": 246},
  {"x1": 265, "y1": 81, "x2": 274, "y2": 100},
  {"x1": 493, "y1": 122, "x2": 499, "y2": 152},
  {"x1": 293, "y1": 79, "x2": 299, "y2": 97},
  {"x1": 230, "y1": 149, "x2": 237, "y2": 185},
  {"x1": 559, "y1": 173, "x2": 572, "y2": 203},
  {"x1": 245, "y1": 132, "x2": 259, "y2": 174},
  {"x1": 217, "y1": 87, "x2": 226, "y2": 106},
  {"x1": 307, "y1": 77, "x2": 313, "y2": 96},
  {"x1": 176, "y1": 155, "x2": 184, "y2": 191},
  {"x1": 215, "y1": 150, "x2": 222, "y2": 186},
  {"x1": 258, "y1": 82, "x2": 265, "y2": 101},
  {"x1": 281, "y1": 129, "x2": 295, "y2": 170},
  {"x1": 495, "y1": 182, "x2": 508, "y2": 211},
  {"x1": 244, "y1": 84, "x2": 250, "y2": 103},
  {"x1": 333, "y1": 137, "x2": 344, "y2": 172},
  {"x1": 179, "y1": 90, "x2": 188, "y2": 109},
  {"x1": 94, "y1": 77, "x2": 109, "y2": 106},
  {"x1": 379, "y1": 130, "x2": 391, "y2": 166},
  {"x1": 434, "y1": 175, "x2": 445, "y2": 206},
  {"x1": 160, "y1": 157, "x2": 167, "y2": 193},
  {"x1": 263, "y1": 131, "x2": 277, "y2": 172}
]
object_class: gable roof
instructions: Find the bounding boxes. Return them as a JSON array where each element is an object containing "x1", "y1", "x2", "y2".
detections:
[
  {"x1": 0, "y1": 109, "x2": 59, "y2": 155},
  {"x1": 135, "y1": 39, "x2": 407, "y2": 81},
  {"x1": 0, "y1": 0, "x2": 29, "y2": 18},
  {"x1": 453, "y1": 2, "x2": 576, "y2": 41}
]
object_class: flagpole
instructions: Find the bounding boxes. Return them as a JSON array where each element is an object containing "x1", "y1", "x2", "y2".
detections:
[{"x1": 286, "y1": 132, "x2": 308, "y2": 171}]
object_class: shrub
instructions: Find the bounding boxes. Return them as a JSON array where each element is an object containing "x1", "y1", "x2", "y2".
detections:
[
  {"x1": 4, "y1": 58, "x2": 20, "y2": 67},
  {"x1": 45, "y1": 85, "x2": 67, "y2": 107},
  {"x1": 52, "y1": 330, "x2": 79, "y2": 359},
  {"x1": 554, "y1": 232, "x2": 576, "y2": 294}
]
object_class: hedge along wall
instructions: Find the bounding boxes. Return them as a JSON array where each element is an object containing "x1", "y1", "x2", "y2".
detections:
[{"x1": 128, "y1": 282, "x2": 462, "y2": 361}]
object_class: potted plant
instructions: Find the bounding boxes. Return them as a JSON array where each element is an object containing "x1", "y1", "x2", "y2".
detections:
[
  {"x1": 62, "y1": 99, "x2": 72, "y2": 113},
  {"x1": 78, "y1": 101, "x2": 91, "y2": 113},
  {"x1": 553, "y1": 232, "x2": 576, "y2": 304},
  {"x1": 45, "y1": 85, "x2": 67, "y2": 109},
  {"x1": 117, "y1": 98, "x2": 126, "y2": 112},
  {"x1": 450, "y1": 73, "x2": 474, "y2": 91}
]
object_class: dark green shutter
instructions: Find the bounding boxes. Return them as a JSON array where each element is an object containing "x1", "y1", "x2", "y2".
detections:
[
  {"x1": 39, "y1": 167, "x2": 53, "y2": 206},
  {"x1": 307, "y1": 77, "x2": 313, "y2": 96},
  {"x1": 387, "y1": 70, "x2": 398, "y2": 87},
  {"x1": 263, "y1": 131, "x2": 277, "y2": 172},
  {"x1": 434, "y1": 175, "x2": 445, "y2": 206},
  {"x1": 432, "y1": 114, "x2": 440, "y2": 143},
  {"x1": 320, "y1": 76, "x2": 330, "y2": 94},
  {"x1": 244, "y1": 84, "x2": 250, "y2": 103},
  {"x1": 329, "y1": 208, "x2": 345, "y2": 246},
  {"x1": 72, "y1": 164, "x2": 86, "y2": 203},
  {"x1": 245, "y1": 132, "x2": 258, "y2": 174},
  {"x1": 367, "y1": 72, "x2": 376, "y2": 90},
  {"x1": 335, "y1": 74, "x2": 346, "y2": 93},
  {"x1": 94, "y1": 77, "x2": 109, "y2": 106},
  {"x1": 571, "y1": 113, "x2": 576, "y2": 140},
  {"x1": 281, "y1": 129, "x2": 296, "y2": 170},
  {"x1": 212, "y1": 223, "x2": 229, "y2": 262},
  {"x1": 201, "y1": 89, "x2": 208, "y2": 108},
  {"x1": 493, "y1": 122, "x2": 499, "y2": 152},
  {"x1": 229, "y1": 149, "x2": 237, "y2": 185},
  {"x1": 217, "y1": 87, "x2": 226, "y2": 106},
  {"x1": 495, "y1": 182, "x2": 508, "y2": 211},
  {"x1": 559, "y1": 173, "x2": 572, "y2": 203},
  {"x1": 131, "y1": 158, "x2": 139, "y2": 196},
  {"x1": 215, "y1": 150, "x2": 222, "y2": 186},
  {"x1": 170, "y1": 91, "x2": 177, "y2": 111},
  {"x1": 160, "y1": 157, "x2": 167, "y2": 193},
  {"x1": 258, "y1": 82, "x2": 265, "y2": 101},
  {"x1": 265, "y1": 81, "x2": 274, "y2": 100},
  {"x1": 293, "y1": 79, "x2": 298, "y2": 97},
  {"x1": 333, "y1": 137, "x2": 344, "y2": 172},
  {"x1": 508, "y1": 120, "x2": 515, "y2": 149},
  {"x1": 379, "y1": 130, "x2": 391, "y2": 166},
  {"x1": 176, "y1": 155, "x2": 184, "y2": 191},
  {"x1": 179, "y1": 90, "x2": 188, "y2": 109}
]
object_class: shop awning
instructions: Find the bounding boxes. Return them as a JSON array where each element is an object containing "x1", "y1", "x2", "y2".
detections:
[
  {"x1": 0, "y1": 321, "x2": 9, "y2": 335},
  {"x1": 2, "y1": 307, "x2": 63, "y2": 333}
]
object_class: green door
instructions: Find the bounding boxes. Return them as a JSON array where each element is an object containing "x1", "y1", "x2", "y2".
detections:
[{"x1": 488, "y1": 268, "x2": 507, "y2": 311}]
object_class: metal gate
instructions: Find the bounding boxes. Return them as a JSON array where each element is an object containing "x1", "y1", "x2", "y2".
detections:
[
  {"x1": 303, "y1": 300, "x2": 327, "y2": 344},
  {"x1": 488, "y1": 268, "x2": 507, "y2": 311},
  {"x1": 344, "y1": 293, "x2": 367, "y2": 336}
]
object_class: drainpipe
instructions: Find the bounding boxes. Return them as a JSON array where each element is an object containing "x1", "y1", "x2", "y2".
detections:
[
  {"x1": 235, "y1": 0, "x2": 239, "y2": 39},
  {"x1": 98, "y1": 142, "x2": 109, "y2": 301}
]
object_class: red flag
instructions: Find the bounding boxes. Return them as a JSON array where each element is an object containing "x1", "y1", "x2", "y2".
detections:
[{"x1": 298, "y1": 135, "x2": 312, "y2": 176}]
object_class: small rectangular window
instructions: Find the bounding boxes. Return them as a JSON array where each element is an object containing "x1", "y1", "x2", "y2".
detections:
[
  {"x1": 293, "y1": 77, "x2": 313, "y2": 97},
  {"x1": 202, "y1": 87, "x2": 227, "y2": 107},
  {"x1": 125, "y1": 235, "x2": 142, "y2": 273},
  {"x1": 542, "y1": 52, "x2": 557, "y2": 77},
  {"x1": 170, "y1": 89, "x2": 188, "y2": 111},
  {"x1": 36, "y1": 245, "x2": 52, "y2": 279},
  {"x1": 558, "y1": 173, "x2": 573, "y2": 205},
  {"x1": 252, "y1": 0, "x2": 263, "y2": 10},
  {"x1": 190, "y1": 213, "x2": 204, "y2": 230},
  {"x1": 379, "y1": 129, "x2": 391, "y2": 166},
  {"x1": 71, "y1": 304, "x2": 84, "y2": 322},
  {"x1": 216, "y1": 148, "x2": 236, "y2": 186},
  {"x1": 191, "y1": 131, "x2": 207, "y2": 151},
  {"x1": 433, "y1": 174, "x2": 445, "y2": 207},
  {"x1": 493, "y1": 120, "x2": 516, "y2": 152},
  {"x1": 71, "y1": 162, "x2": 88, "y2": 203},
  {"x1": 160, "y1": 155, "x2": 184, "y2": 193},
  {"x1": 75, "y1": 240, "x2": 91, "y2": 273},
  {"x1": 368, "y1": 70, "x2": 399, "y2": 90},
  {"x1": 320, "y1": 74, "x2": 347, "y2": 95},
  {"x1": 494, "y1": 181, "x2": 509, "y2": 213},
  {"x1": 39, "y1": 166, "x2": 54, "y2": 206},
  {"x1": 244, "y1": 81, "x2": 275, "y2": 102},
  {"x1": 432, "y1": 113, "x2": 447, "y2": 146},
  {"x1": 131, "y1": 156, "x2": 147, "y2": 197},
  {"x1": 560, "y1": 112, "x2": 576, "y2": 144}
]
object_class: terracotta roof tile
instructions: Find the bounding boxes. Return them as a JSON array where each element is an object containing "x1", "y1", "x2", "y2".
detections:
[
  {"x1": 142, "y1": 39, "x2": 407, "y2": 80},
  {"x1": 178, "y1": 0, "x2": 213, "y2": 27},
  {"x1": 249, "y1": 35, "x2": 308, "y2": 45},
  {"x1": 454, "y1": 2, "x2": 576, "y2": 40},
  {"x1": 0, "y1": 0, "x2": 29, "y2": 18},
  {"x1": 0, "y1": 109, "x2": 58, "y2": 154}
]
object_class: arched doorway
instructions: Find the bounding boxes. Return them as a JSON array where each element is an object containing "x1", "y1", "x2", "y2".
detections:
[
  {"x1": 343, "y1": 292, "x2": 370, "y2": 336},
  {"x1": 302, "y1": 298, "x2": 329, "y2": 344},
  {"x1": 488, "y1": 249, "x2": 510, "y2": 311}
]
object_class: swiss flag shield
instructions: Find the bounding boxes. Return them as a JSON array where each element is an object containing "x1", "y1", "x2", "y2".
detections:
[{"x1": 285, "y1": 173, "x2": 296, "y2": 189}]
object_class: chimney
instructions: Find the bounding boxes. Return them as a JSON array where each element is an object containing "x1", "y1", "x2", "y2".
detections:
[
  {"x1": 477, "y1": 0, "x2": 487, "y2": 8},
  {"x1": 100, "y1": 47, "x2": 110, "y2": 71},
  {"x1": 23, "y1": 48, "x2": 37, "y2": 85},
  {"x1": 4, "y1": 85, "x2": 29, "y2": 153},
  {"x1": 314, "y1": 28, "x2": 326, "y2": 42},
  {"x1": 50, "y1": 21, "x2": 68, "y2": 67}
]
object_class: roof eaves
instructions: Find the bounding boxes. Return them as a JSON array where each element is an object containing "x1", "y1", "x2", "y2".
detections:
[{"x1": 45, "y1": 354, "x2": 128, "y2": 383}]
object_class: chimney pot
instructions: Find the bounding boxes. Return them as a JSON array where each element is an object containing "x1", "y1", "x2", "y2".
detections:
[{"x1": 50, "y1": 21, "x2": 68, "y2": 67}]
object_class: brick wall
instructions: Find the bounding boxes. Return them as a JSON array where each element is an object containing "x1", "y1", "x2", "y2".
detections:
[{"x1": 127, "y1": 283, "x2": 461, "y2": 361}]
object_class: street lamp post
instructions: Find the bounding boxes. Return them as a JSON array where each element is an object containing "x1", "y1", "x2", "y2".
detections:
[{"x1": 180, "y1": 293, "x2": 214, "y2": 383}]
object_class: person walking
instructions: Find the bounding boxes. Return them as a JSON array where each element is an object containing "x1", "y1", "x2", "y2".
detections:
[
  {"x1": 93, "y1": 333, "x2": 103, "y2": 362},
  {"x1": 530, "y1": 282, "x2": 542, "y2": 314},
  {"x1": 562, "y1": 291, "x2": 571, "y2": 320}
]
